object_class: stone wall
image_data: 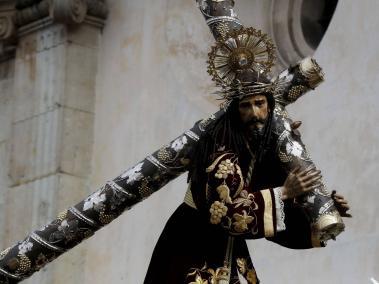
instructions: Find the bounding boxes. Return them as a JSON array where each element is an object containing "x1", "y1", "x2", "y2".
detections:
[{"x1": 0, "y1": 1, "x2": 107, "y2": 283}]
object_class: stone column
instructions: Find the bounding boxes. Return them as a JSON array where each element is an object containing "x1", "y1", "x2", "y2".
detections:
[
  {"x1": 0, "y1": 0, "x2": 107, "y2": 283},
  {"x1": 0, "y1": 0, "x2": 17, "y2": 276}
]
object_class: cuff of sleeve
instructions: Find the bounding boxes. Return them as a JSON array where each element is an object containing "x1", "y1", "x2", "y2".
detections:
[
  {"x1": 261, "y1": 189, "x2": 276, "y2": 237},
  {"x1": 273, "y1": 187, "x2": 286, "y2": 232}
]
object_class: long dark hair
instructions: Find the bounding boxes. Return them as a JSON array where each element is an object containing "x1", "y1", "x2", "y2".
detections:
[{"x1": 188, "y1": 93, "x2": 275, "y2": 210}]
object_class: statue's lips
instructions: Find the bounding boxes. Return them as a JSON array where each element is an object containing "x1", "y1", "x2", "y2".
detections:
[{"x1": 246, "y1": 120, "x2": 265, "y2": 129}]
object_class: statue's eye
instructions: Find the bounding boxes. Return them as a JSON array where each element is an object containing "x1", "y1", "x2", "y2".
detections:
[
  {"x1": 254, "y1": 100, "x2": 265, "y2": 107},
  {"x1": 239, "y1": 102, "x2": 251, "y2": 108}
]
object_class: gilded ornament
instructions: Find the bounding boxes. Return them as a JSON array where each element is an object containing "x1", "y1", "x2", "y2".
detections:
[
  {"x1": 216, "y1": 184, "x2": 232, "y2": 204},
  {"x1": 215, "y1": 22, "x2": 230, "y2": 40},
  {"x1": 232, "y1": 210, "x2": 254, "y2": 232},
  {"x1": 15, "y1": 254, "x2": 31, "y2": 274},
  {"x1": 138, "y1": 178, "x2": 153, "y2": 198},
  {"x1": 157, "y1": 147, "x2": 172, "y2": 163},
  {"x1": 99, "y1": 209, "x2": 114, "y2": 225},
  {"x1": 236, "y1": 258, "x2": 247, "y2": 274},
  {"x1": 278, "y1": 152, "x2": 292, "y2": 163},
  {"x1": 288, "y1": 85, "x2": 307, "y2": 102},
  {"x1": 189, "y1": 274, "x2": 209, "y2": 284},
  {"x1": 207, "y1": 266, "x2": 230, "y2": 283},
  {"x1": 207, "y1": 27, "x2": 276, "y2": 88},
  {"x1": 209, "y1": 201, "x2": 228, "y2": 224},
  {"x1": 57, "y1": 210, "x2": 68, "y2": 222}
]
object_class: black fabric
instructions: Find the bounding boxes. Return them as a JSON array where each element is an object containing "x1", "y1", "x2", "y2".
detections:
[
  {"x1": 267, "y1": 200, "x2": 313, "y2": 249},
  {"x1": 144, "y1": 203, "x2": 252, "y2": 284}
]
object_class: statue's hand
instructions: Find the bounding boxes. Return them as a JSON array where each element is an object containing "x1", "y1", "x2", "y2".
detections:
[
  {"x1": 281, "y1": 166, "x2": 322, "y2": 200},
  {"x1": 331, "y1": 190, "x2": 352, "y2": 218}
]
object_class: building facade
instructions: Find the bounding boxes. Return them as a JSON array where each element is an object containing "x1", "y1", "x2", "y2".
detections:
[{"x1": 0, "y1": 0, "x2": 378, "y2": 283}]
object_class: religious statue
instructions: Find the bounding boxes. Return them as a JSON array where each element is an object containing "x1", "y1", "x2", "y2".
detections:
[{"x1": 0, "y1": 1, "x2": 350, "y2": 283}]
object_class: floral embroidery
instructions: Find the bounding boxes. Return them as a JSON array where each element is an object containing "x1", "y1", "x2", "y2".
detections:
[
  {"x1": 189, "y1": 275, "x2": 209, "y2": 284},
  {"x1": 186, "y1": 263, "x2": 229, "y2": 284},
  {"x1": 233, "y1": 210, "x2": 254, "y2": 233},
  {"x1": 209, "y1": 201, "x2": 228, "y2": 224},
  {"x1": 171, "y1": 136, "x2": 188, "y2": 152},
  {"x1": 18, "y1": 238, "x2": 33, "y2": 255},
  {"x1": 214, "y1": 159, "x2": 235, "y2": 179},
  {"x1": 207, "y1": 266, "x2": 229, "y2": 283},
  {"x1": 49, "y1": 219, "x2": 80, "y2": 243},
  {"x1": 120, "y1": 162, "x2": 144, "y2": 184},
  {"x1": 216, "y1": 184, "x2": 232, "y2": 204},
  {"x1": 237, "y1": 258, "x2": 248, "y2": 274},
  {"x1": 83, "y1": 191, "x2": 106, "y2": 211},
  {"x1": 237, "y1": 258, "x2": 258, "y2": 284},
  {"x1": 233, "y1": 190, "x2": 257, "y2": 209},
  {"x1": 285, "y1": 140, "x2": 303, "y2": 158}
]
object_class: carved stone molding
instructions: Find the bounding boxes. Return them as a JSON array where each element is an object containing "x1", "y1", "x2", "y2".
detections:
[
  {"x1": 15, "y1": 0, "x2": 108, "y2": 28},
  {"x1": 0, "y1": 0, "x2": 108, "y2": 60},
  {"x1": 0, "y1": 2, "x2": 17, "y2": 61},
  {"x1": 15, "y1": 0, "x2": 50, "y2": 28},
  {"x1": 50, "y1": 0, "x2": 88, "y2": 25},
  {"x1": 0, "y1": 14, "x2": 15, "y2": 40}
]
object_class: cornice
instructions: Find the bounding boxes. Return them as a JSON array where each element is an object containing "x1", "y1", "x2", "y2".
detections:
[
  {"x1": 0, "y1": 1, "x2": 17, "y2": 62},
  {"x1": 0, "y1": 0, "x2": 108, "y2": 61},
  {"x1": 16, "y1": 0, "x2": 108, "y2": 27}
]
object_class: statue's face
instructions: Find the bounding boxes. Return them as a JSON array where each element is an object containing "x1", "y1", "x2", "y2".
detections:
[{"x1": 238, "y1": 94, "x2": 270, "y2": 132}]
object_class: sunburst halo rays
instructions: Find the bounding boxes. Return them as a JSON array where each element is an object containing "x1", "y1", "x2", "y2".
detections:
[{"x1": 207, "y1": 27, "x2": 276, "y2": 92}]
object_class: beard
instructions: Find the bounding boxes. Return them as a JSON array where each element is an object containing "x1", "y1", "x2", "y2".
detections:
[{"x1": 244, "y1": 118, "x2": 267, "y2": 150}]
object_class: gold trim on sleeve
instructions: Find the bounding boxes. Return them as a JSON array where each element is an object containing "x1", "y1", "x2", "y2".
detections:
[{"x1": 261, "y1": 189, "x2": 274, "y2": 237}]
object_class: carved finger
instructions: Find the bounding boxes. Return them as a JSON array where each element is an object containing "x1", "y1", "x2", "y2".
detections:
[
  {"x1": 301, "y1": 170, "x2": 322, "y2": 182},
  {"x1": 303, "y1": 175, "x2": 322, "y2": 187},
  {"x1": 333, "y1": 193, "x2": 345, "y2": 199},
  {"x1": 298, "y1": 167, "x2": 319, "y2": 178},
  {"x1": 335, "y1": 197, "x2": 348, "y2": 203},
  {"x1": 291, "y1": 166, "x2": 301, "y2": 175},
  {"x1": 303, "y1": 165, "x2": 317, "y2": 174},
  {"x1": 338, "y1": 203, "x2": 350, "y2": 210},
  {"x1": 298, "y1": 168, "x2": 309, "y2": 177}
]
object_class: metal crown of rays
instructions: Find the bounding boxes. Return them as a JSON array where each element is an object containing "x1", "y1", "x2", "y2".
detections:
[{"x1": 207, "y1": 27, "x2": 287, "y2": 102}]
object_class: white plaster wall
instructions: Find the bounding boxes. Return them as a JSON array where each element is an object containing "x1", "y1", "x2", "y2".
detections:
[{"x1": 85, "y1": 0, "x2": 379, "y2": 283}]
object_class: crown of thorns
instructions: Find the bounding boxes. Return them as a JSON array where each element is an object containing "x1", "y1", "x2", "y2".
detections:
[{"x1": 207, "y1": 27, "x2": 280, "y2": 101}]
